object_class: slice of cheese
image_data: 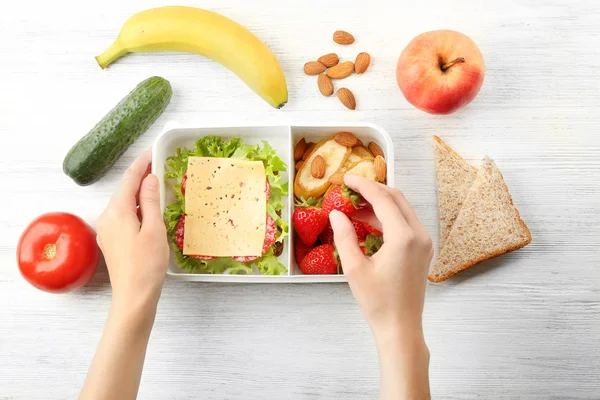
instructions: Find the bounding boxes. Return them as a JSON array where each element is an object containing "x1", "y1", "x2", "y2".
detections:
[{"x1": 183, "y1": 157, "x2": 266, "y2": 257}]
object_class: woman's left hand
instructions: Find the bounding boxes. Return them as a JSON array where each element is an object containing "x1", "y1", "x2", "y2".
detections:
[{"x1": 96, "y1": 151, "x2": 169, "y2": 310}]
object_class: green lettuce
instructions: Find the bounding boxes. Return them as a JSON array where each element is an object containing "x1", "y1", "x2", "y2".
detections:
[{"x1": 164, "y1": 136, "x2": 288, "y2": 275}]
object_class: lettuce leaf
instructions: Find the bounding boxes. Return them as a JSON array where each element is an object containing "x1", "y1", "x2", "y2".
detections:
[{"x1": 164, "y1": 136, "x2": 288, "y2": 275}]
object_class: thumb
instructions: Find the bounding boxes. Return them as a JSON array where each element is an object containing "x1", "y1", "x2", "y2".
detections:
[
  {"x1": 330, "y1": 210, "x2": 365, "y2": 276},
  {"x1": 139, "y1": 174, "x2": 164, "y2": 234}
]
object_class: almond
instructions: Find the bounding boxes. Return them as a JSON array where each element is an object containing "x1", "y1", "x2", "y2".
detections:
[
  {"x1": 355, "y1": 52, "x2": 371, "y2": 74},
  {"x1": 337, "y1": 88, "x2": 356, "y2": 110},
  {"x1": 294, "y1": 138, "x2": 307, "y2": 161},
  {"x1": 296, "y1": 160, "x2": 304, "y2": 171},
  {"x1": 302, "y1": 142, "x2": 316, "y2": 160},
  {"x1": 374, "y1": 155, "x2": 386, "y2": 182},
  {"x1": 367, "y1": 141, "x2": 385, "y2": 158},
  {"x1": 317, "y1": 74, "x2": 334, "y2": 97},
  {"x1": 318, "y1": 53, "x2": 339, "y2": 68},
  {"x1": 355, "y1": 138, "x2": 365, "y2": 147},
  {"x1": 311, "y1": 155, "x2": 326, "y2": 179},
  {"x1": 333, "y1": 30, "x2": 355, "y2": 45},
  {"x1": 334, "y1": 131, "x2": 358, "y2": 147},
  {"x1": 304, "y1": 61, "x2": 326, "y2": 75},
  {"x1": 326, "y1": 61, "x2": 354, "y2": 79},
  {"x1": 329, "y1": 171, "x2": 346, "y2": 185}
]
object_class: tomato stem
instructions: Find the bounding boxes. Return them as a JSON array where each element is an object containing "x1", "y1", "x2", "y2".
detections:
[{"x1": 43, "y1": 243, "x2": 57, "y2": 260}]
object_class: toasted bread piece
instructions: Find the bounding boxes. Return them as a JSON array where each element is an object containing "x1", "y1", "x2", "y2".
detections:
[
  {"x1": 434, "y1": 136, "x2": 478, "y2": 248},
  {"x1": 341, "y1": 152, "x2": 363, "y2": 172},
  {"x1": 294, "y1": 138, "x2": 351, "y2": 199},
  {"x1": 428, "y1": 157, "x2": 532, "y2": 282},
  {"x1": 352, "y1": 146, "x2": 374, "y2": 159},
  {"x1": 345, "y1": 158, "x2": 377, "y2": 181}
]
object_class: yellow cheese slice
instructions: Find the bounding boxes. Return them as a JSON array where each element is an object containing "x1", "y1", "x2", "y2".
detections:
[{"x1": 183, "y1": 157, "x2": 267, "y2": 257}]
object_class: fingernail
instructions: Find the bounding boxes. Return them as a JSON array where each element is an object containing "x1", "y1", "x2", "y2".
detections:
[{"x1": 144, "y1": 174, "x2": 158, "y2": 191}]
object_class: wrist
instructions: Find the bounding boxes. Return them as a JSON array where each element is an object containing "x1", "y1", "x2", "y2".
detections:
[
  {"x1": 372, "y1": 318, "x2": 426, "y2": 353},
  {"x1": 110, "y1": 289, "x2": 161, "y2": 331}
]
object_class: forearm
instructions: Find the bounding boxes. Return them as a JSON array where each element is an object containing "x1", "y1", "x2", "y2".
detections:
[
  {"x1": 375, "y1": 327, "x2": 430, "y2": 400},
  {"x1": 80, "y1": 296, "x2": 159, "y2": 400}
]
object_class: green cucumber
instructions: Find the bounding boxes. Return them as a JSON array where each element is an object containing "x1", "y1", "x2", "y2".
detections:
[{"x1": 63, "y1": 76, "x2": 172, "y2": 186}]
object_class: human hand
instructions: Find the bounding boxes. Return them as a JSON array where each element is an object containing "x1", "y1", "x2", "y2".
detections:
[
  {"x1": 330, "y1": 174, "x2": 433, "y2": 343},
  {"x1": 96, "y1": 151, "x2": 169, "y2": 311}
]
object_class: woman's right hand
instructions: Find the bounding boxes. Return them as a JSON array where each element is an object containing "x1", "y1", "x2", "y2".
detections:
[
  {"x1": 329, "y1": 174, "x2": 433, "y2": 342},
  {"x1": 330, "y1": 174, "x2": 433, "y2": 399}
]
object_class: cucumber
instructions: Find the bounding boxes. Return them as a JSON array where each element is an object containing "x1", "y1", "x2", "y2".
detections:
[{"x1": 63, "y1": 76, "x2": 172, "y2": 186}]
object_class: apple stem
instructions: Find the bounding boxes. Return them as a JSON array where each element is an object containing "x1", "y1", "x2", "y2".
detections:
[{"x1": 441, "y1": 57, "x2": 466, "y2": 71}]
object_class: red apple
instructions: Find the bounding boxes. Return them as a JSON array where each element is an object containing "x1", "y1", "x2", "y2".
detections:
[{"x1": 396, "y1": 30, "x2": 485, "y2": 114}]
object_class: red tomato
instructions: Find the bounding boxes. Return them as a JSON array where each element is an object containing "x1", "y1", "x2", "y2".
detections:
[{"x1": 17, "y1": 212, "x2": 100, "y2": 293}]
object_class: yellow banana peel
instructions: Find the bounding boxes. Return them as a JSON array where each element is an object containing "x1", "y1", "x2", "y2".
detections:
[{"x1": 96, "y1": 6, "x2": 288, "y2": 109}]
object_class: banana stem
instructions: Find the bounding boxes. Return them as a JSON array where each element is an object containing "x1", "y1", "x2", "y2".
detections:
[{"x1": 95, "y1": 41, "x2": 128, "y2": 69}]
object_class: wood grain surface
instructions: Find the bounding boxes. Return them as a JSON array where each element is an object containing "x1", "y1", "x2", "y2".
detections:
[{"x1": 0, "y1": 0, "x2": 599, "y2": 398}]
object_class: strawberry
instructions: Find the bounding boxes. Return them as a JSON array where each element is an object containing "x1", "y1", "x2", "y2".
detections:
[
  {"x1": 322, "y1": 185, "x2": 367, "y2": 217},
  {"x1": 292, "y1": 197, "x2": 328, "y2": 246},
  {"x1": 319, "y1": 224, "x2": 335, "y2": 244},
  {"x1": 299, "y1": 244, "x2": 339, "y2": 275},
  {"x1": 359, "y1": 234, "x2": 384, "y2": 256},
  {"x1": 294, "y1": 239, "x2": 313, "y2": 264},
  {"x1": 319, "y1": 219, "x2": 381, "y2": 245},
  {"x1": 352, "y1": 219, "x2": 382, "y2": 239}
]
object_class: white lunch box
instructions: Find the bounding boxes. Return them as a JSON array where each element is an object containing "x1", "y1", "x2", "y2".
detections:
[{"x1": 152, "y1": 123, "x2": 394, "y2": 283}]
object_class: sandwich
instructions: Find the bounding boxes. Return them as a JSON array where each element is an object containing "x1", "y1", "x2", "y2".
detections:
[
  {"x1": 429, "y1": 138, "x2": 532, "y2": 282},
  {"x1": 164, "y1": 136, "x2": 288, "y2": 275}
]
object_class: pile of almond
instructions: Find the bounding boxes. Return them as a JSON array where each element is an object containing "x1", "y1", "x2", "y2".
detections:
[
  {"x1": 294, "y1": 131, "x2": 387, "y2": 200},
  {"x1": 303, "y1": 30, "x2": 371, "y2": 110}
]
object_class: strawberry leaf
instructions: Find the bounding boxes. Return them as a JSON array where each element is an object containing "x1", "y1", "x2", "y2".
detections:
[{"x1": 342, "y1": 184, "x2": 367, "y2": 209}]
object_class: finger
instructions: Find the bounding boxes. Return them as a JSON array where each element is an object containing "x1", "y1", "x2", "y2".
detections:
[
  {"x1": 343, "y1": 174, "x2": 410, "y2": 242},
  {"x1": 330, "y1": 210, "x2": 365, "y2": 276},
  {"x1": 110, "y1": 151, "x2": 152, "y2": 212},
  {"x1": 139, "y1": 174, "x2": 165, "y2": 236},
  {"x1": 387, "y1": 189, "x2": 425, "y2": 232}
]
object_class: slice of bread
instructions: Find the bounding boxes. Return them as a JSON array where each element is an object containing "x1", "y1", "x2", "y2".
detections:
[
  {"x1": 294, "y1": 138, "x2": 351, "y2": 199},
  {"x1": 428, "y1": 157, "x2": 532, "y2": 282},
  {"x1": 433, "y1": 136, "x2": 478, "y2": 248},
  {"x1": 345, "y1": 158, "x2": 377, "y2": 181}
]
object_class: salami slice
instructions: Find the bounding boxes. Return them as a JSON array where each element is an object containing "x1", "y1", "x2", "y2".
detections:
[
  {"x1": 190, "y1": 255, "x2": 217, "y2": 261},
  {"x1": 175, "y1": 214, "x2": 186, "y2": 249},
  {"x1": 181, "y1": 173, "x2": 188, "y2": 195},
  {"x1": 174, "y1": 215, "x2": 216, "y2": 260},
  {"x1": 231, "y1": 214, "x2": 277, "y2": 262},
  {"x1": 265, "y1": 179, "x2": 270, "y2": 202}
]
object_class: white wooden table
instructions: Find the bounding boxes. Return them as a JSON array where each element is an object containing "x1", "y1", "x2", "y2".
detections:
[{"x1": 1, "y1": 0, "x2": 599, "y2": 398}]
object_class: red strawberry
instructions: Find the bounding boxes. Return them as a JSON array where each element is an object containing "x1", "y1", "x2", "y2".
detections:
[
  {"x1": 351, "y1": 219, "x2": 370, "y2": 240},
  {"x1": 299, "y1": 244, "x2": 339, "y2": 275},
  {"x1": 294, "y1": 239, "x2": 313, "y2": 264},
  {"x1": 322, "y1": 185, "x2": 367, "y2": 217},
  {"x1": 292, "y1": 197, "x2": 328, "y2": 246},
  {"x1": 319, "y1": 219, "x2": 381, "y2": 245},
  {"x1": 319, "y1": 224, "x2": 335, "y2": 244},
  {"x1": 359, "y1": 234, "x2": 384, "y2": 256},
  {"x1": 352, "y1": 219, "x2": 382, "y2": 239}
]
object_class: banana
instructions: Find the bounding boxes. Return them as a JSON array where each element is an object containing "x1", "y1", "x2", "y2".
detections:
[{"x1": 96, "y1": 6, "x2": 288, "y2": 109}]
